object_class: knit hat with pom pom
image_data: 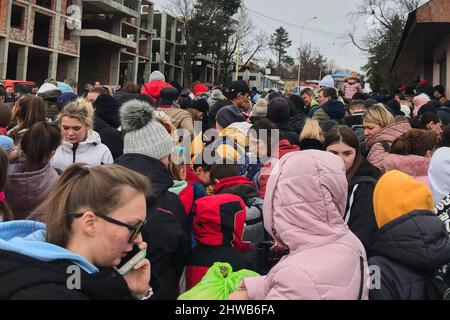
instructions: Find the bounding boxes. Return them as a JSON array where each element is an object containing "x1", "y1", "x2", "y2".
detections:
[{"x1": 120, "y1": 99, "x2": 174, "y2": 160}]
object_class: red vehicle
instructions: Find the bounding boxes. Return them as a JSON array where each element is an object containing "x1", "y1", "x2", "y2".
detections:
[{"x1": 0, "y1": 80, "x2": 36, "y2": 95}]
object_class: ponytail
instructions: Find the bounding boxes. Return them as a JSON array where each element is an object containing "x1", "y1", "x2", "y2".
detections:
[{"x1": 20, "y1": 122, "x2": 61, "y2": 172}]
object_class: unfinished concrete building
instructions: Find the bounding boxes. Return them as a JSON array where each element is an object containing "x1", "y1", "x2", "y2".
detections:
[
  {"x1": 151, "y1": 11, "x2": 185, "y2": 84},
  {"x1": 0, "y1": 0, "x2": 154, "y2": 86},
  {"x1": 0, "y1": 0, "x2": 80, "y2": 85}
]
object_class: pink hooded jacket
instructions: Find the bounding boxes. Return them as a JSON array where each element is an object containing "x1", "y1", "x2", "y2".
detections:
[
  {"x1": 243, "y1": 150, "x2": 369, "y2": 300},
  {"x1": 366, "y1": 120, "x2": 411, "y2": 171}
]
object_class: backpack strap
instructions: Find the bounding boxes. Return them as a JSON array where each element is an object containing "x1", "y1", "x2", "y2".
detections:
[{"x1": 357, "y1": 256, "x2": 364, "y2": 300}]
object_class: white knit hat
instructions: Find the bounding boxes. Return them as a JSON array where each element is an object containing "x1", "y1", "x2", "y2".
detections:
[
  {"x1": 120, "y1": 99, "x2": 174, "y2": 160},
  {"x1": 148, "y1": 71, "x2": 165, "y2": 82},
  {"x1": 319, "y1": 75, "x2": 335, "y2": 88}
]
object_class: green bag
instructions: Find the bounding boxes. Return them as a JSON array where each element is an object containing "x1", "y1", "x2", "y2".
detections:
[{"x1": 178, "y1": 262, "x2": 259, "y2": 300}]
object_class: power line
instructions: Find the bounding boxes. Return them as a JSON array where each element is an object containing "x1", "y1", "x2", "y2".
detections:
[{"x1": 246, "y1": 7, "x2": 347, "y2": 39}]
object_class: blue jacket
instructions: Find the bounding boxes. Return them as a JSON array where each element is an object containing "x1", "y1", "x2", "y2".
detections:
[{"x1": 0, "y1": 221, "x2": 132, "y2": 299}]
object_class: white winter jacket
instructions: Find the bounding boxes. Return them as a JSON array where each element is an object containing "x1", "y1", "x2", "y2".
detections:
[{"x1": 51, "y1": 130, "x2": 113, "y2": 171}]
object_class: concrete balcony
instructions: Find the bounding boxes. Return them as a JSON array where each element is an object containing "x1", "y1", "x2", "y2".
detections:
[
  {"x1": 82, "y1": 0, "x2": 139, "y2": 18},
  {"x1": 73, "y1": 29, "x2": 136, "y2": 49}
]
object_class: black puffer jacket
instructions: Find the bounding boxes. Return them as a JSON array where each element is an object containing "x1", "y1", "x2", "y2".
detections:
[
  {"x1": 115, "y1": 154, "x2": 191, "y2": 300},
  {"x1": 0, "y1": 249, "x2": 133, "y2": 300},
  {"x1": 369, "y1": 210, "x2": 450, "y2": 300},
  {"x1": 345, "y1": 158, "x2": 380, "y2": 250}
]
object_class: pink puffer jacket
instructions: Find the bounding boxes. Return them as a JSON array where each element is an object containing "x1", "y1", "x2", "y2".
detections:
[
  {"x1": 243, "y1": 150, "x2": 369, "y2": 300},
  {"x1": 365, "y1": 121, "x2": 411, "y2": 171}
]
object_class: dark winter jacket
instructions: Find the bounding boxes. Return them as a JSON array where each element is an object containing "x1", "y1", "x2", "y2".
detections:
[
  {"x1": 93, "y1": 94, "x2": 123, "y2": 160},
  {"x1": 93, "y1": 117, "x2": 123, "y2": 160},
  {"x1": 289, "y1": 111, "x2": 307, "y2": 135},
  {"x1": 369, "y1": 211, "x2": 450, "y2": 300},
  {"x1": 0, "y1": 221, "x2": 134, "y2": 300},
  {"x1": 313, "y1": 100, "x2": 346, "y2": 126},
  {"x1": 113, "y1": 91, "x2": 140, "y2": 107},
  {"x1": 115, "y1": 154, "x2": 191, "y2": 300},
  {"x1": 275, "y1": 122, "x2": 300, "y2": 146},
  {"x1": 345, "y1": 158, "x2": 380, "y2": 251}
]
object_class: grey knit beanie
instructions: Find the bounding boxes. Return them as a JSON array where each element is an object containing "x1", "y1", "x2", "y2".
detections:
[
  {"x1": 216, "y1": 105, "x2": 245, "y2": 128},
  {"x1": 120, "y1": 99, "x2": 174, "y2": 160}
]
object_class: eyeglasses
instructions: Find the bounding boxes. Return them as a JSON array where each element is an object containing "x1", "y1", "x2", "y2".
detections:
[{"x1": 67, "y1": 212, "x2": 146, "y2": 243}]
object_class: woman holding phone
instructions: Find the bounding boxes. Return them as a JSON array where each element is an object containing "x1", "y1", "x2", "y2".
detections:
[{"x1": 0, "y1": 163, "x2": 152, "y2": 300}]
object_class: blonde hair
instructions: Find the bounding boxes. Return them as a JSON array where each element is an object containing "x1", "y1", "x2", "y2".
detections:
[
  {"x1": 363, "y1": 104, "x2": 395, "y2": 128},
  {"x1": 153, "y1": 110, "x2": 178, "y2": 143},
  {"x1": 44, "y1": 163, "x2": 149, "y2": 247},
  {"x1": 300, "y1": 119, "x2": 323, "y2": 142},
  {"x1": 57, "y1": 98, "x2": 94, "y2": 129}
]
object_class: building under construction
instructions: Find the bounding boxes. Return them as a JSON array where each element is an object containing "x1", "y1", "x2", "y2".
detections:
[{"x1": 0, "y1": 0, "x2": 185, "y2": 86}]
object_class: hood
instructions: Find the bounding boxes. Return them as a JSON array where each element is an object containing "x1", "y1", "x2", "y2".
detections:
[
  {"x1": 114, "y1": 91, "x2": 140, "y2": 107},
  {"x1": 185, "y1": 165, "x2": 203, "y2": 184},
  {"x1": 213, "y1": 176, "x2": 255, "y2": 198},
  {"x1": 373, "y1": 170, "x2": 434, "y2": 229},
  {"x1": 429, "y1": 147, "x2": 450, "y2": 205},
  {"x1": 382, "y1": 154, "x2": 429, "y2": 178},
  {"x1": 169, "y1": 180, "x2": 188, "y2": 195},
  {"x1": 228, "y1": 121, "x2": 252, "y2": 136},
  {"x1": 263, "y1": 150, "x2": 349, "y2": 252},
  {"x1": 366, "y1": 120, "x2": 411, "y2": 149},
  {"x1": 370, "y1": 210, "x2": 450, "y2": 273},
  {"x1": 218, "y1": 126, "x2": 248, "y2": 148},
  {"x1": 115, "y1": 153, "x2": 173, "y2": 196},
  {"x1": 321, "y1": 100, "x2": 346, "y2": 120},
  {"x1": 142, "y1": 81, "x2": 172, "y2": 102},
  {"x1": 94, "y1": 94, "x2": 121, "y2": 128},
  {"x1": 0, "y1": 221, "x2": 98, "y2": 273}
]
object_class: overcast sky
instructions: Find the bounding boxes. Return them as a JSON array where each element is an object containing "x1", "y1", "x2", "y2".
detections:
[{"x1": 151, "y1": 0, "x2": 371, "y2": 74}]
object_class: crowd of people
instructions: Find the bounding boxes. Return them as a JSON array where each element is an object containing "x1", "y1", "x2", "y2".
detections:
[{"x1": 0, "y1": 71, "x2": 449, "y2": 300}]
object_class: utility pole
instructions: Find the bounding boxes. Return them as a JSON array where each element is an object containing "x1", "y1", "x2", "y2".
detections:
[
  {"x1": 235, "y1": 0, "x2": 244, "y2": 81},
  {"x1": 297, "y1": 16, "x2": 317, "y2": 92}
]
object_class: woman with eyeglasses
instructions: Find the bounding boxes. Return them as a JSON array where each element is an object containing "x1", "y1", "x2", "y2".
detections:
[{"x1": 0, "y1": 163, "x2": 152, "y2": 300}]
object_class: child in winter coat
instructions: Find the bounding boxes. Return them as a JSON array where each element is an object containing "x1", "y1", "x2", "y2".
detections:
[
  {"x1": 210, "y1": 164, "x2": 266, "y2": 270},
  {"x1": 183, "y1": 193, "x2": 254, "y2": 291},
  {"x1": 229, "y1": 150, "x2": 369, "y2": 300},
  {"x1": 344, "y1": 75, "x2": 364, "y2": 101}
]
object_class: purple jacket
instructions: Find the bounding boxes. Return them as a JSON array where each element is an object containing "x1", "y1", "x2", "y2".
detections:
[{"x1": 243, "y1": 150, "x2": 369, "y2": 300}]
